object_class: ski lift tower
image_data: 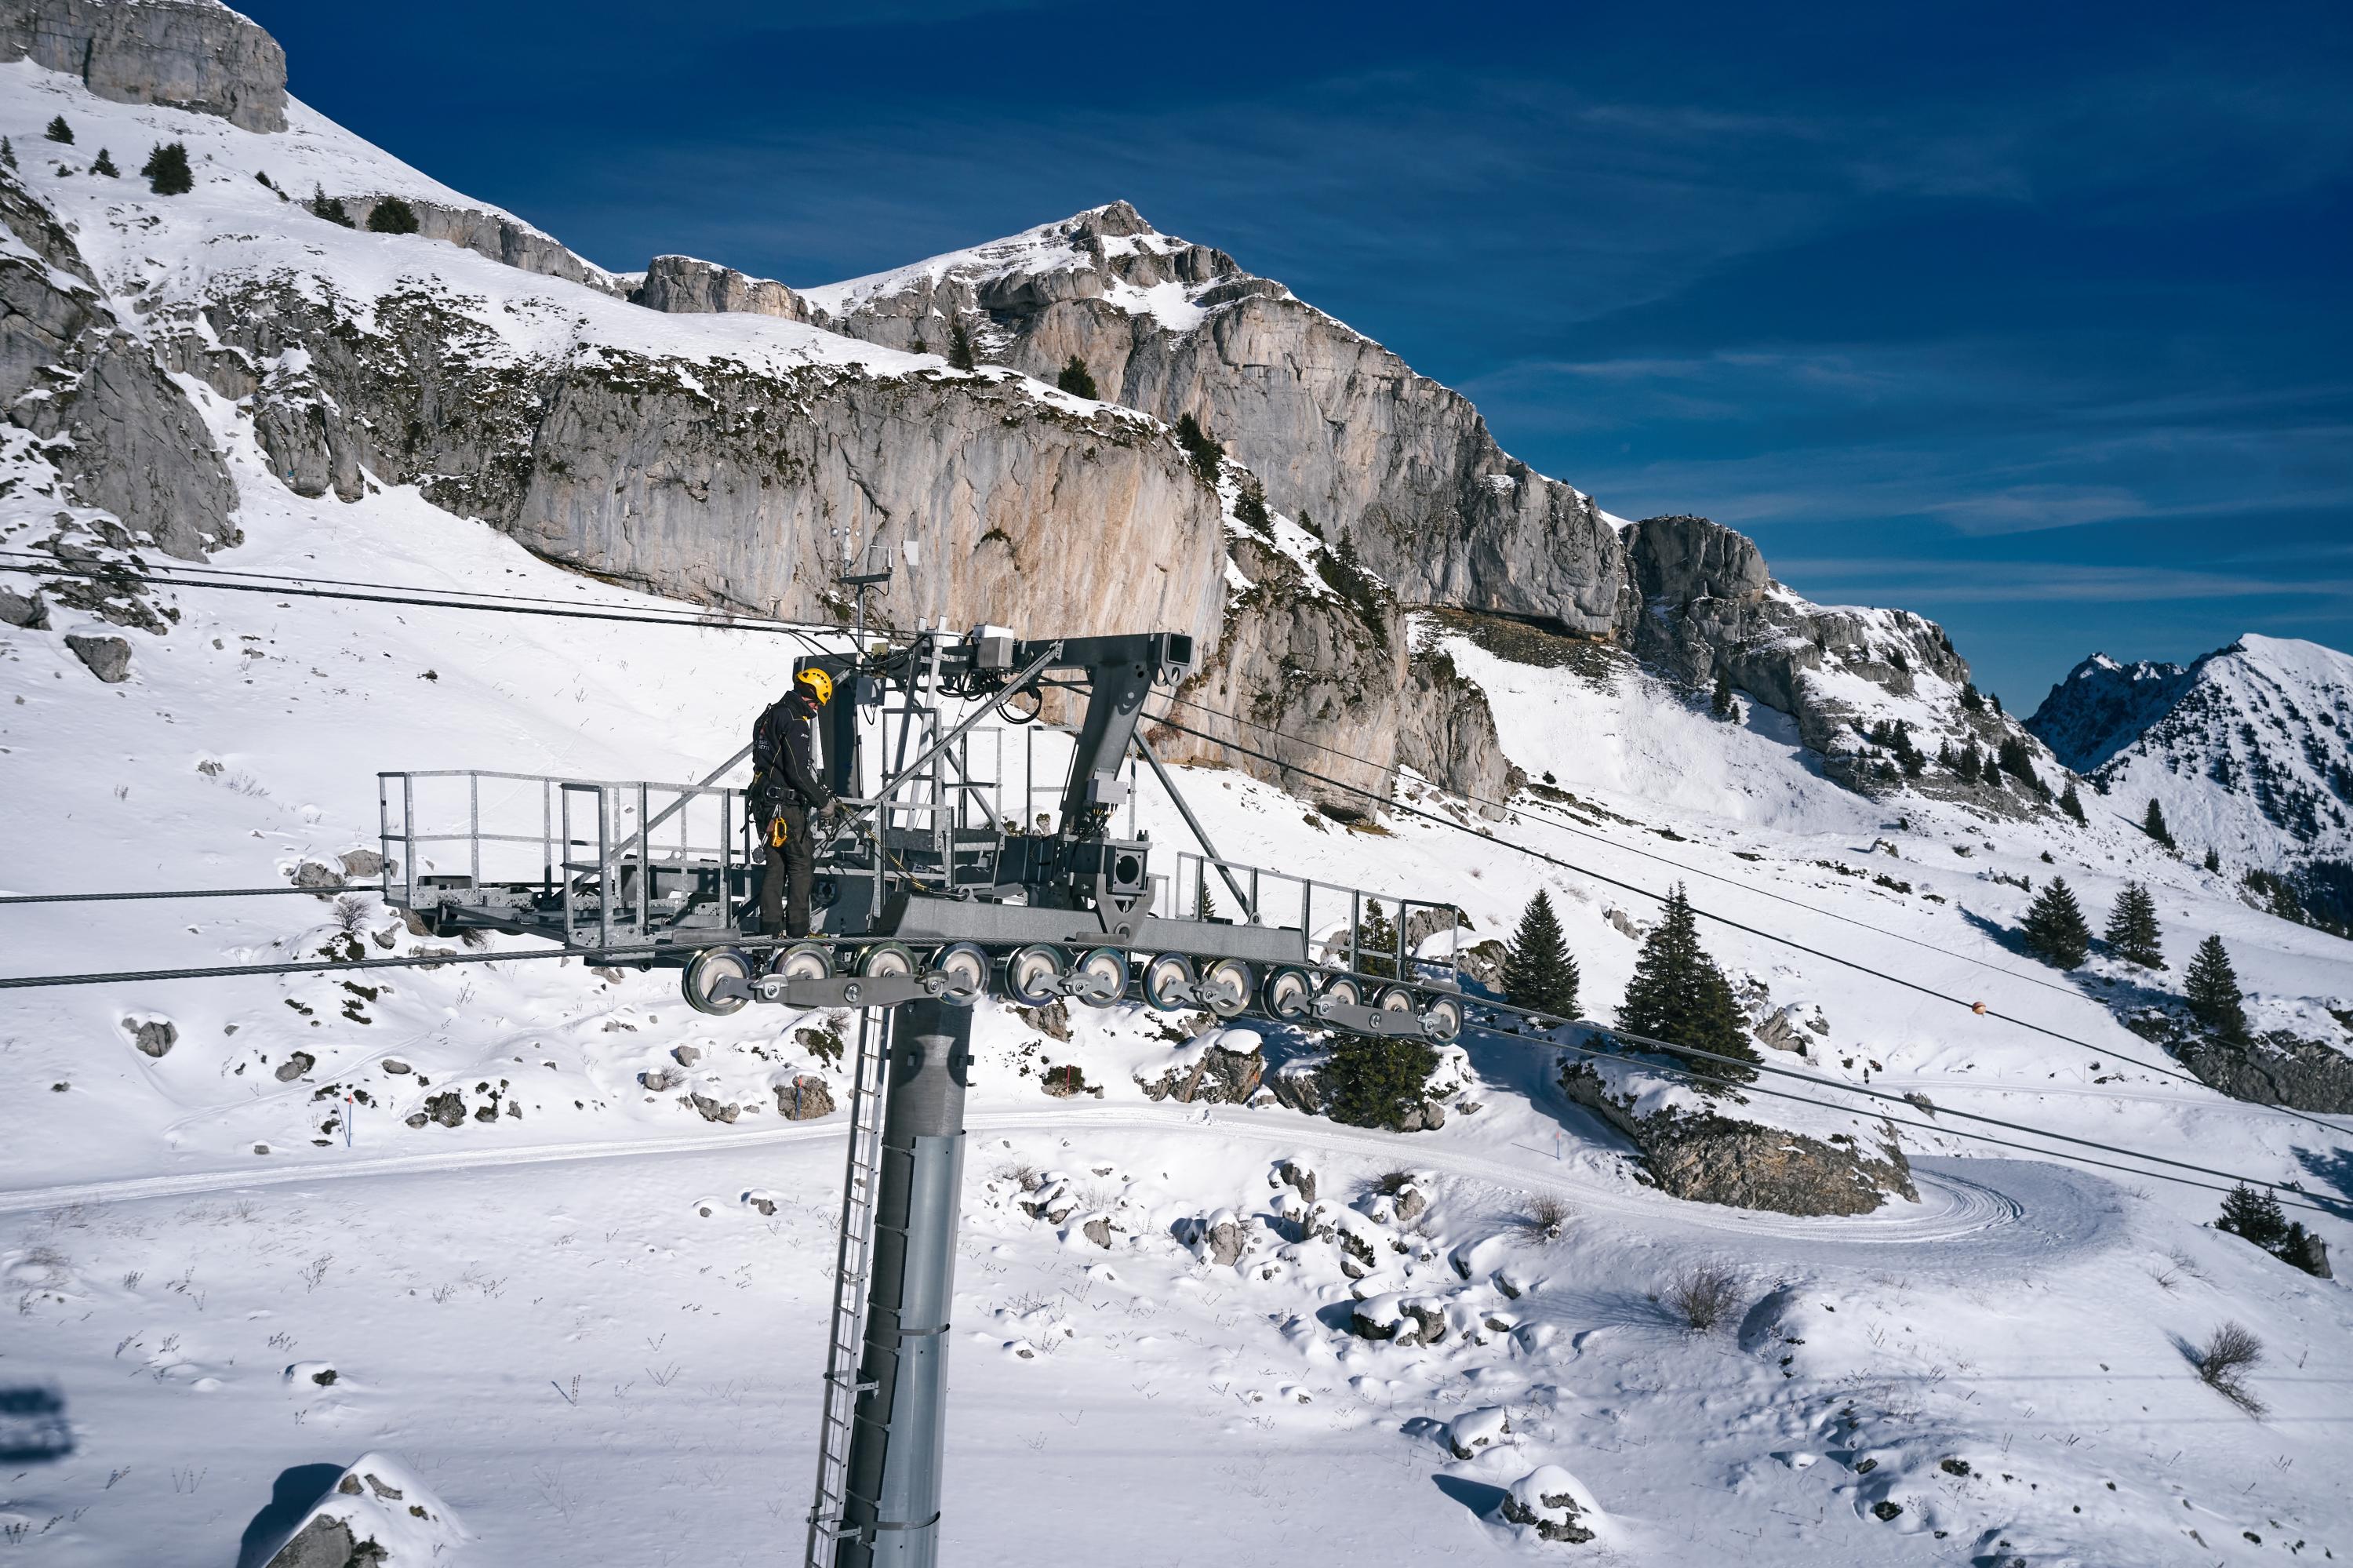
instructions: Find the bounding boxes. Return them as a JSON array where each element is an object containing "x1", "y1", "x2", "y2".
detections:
[{"x1": 373, "y1": 619, "x2": 1469, "y2": 1567}]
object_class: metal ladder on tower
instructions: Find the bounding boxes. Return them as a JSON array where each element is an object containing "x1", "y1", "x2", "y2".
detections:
[{"x1": 802, "y1": 1006, "x2": 894, "y2": 1567}]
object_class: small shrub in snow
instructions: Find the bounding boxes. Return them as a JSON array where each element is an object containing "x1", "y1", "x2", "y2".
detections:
[
  {"x1": 331, "y1": 893, "x2": 371, "y2": 937},
  {"x1": 91, "y1": 147, "x2": 117, "y2": 177},
  {"x1": 1667, "y1": 1262, "x2": 1742, "y2": 1332},
  {"x1": 1324, "y1": 1031, "x2": 1436, "y2": 1130},
  {"x1": 310, "y1": 186, "x2": 355, "y2": 227},
  {"x1": 1513, "y1": 1193, "x2": 1572, "y2": 1244},
  {"x1": 2217, "y1": 1184, "x2": 2329, "y2": 1278},
  {"x1": 2195, "y1": 1320, "x2": 2265, "y2": 1413},
  {"x1": 44, "y1": 115, "x2": 72, "y2": 145}
]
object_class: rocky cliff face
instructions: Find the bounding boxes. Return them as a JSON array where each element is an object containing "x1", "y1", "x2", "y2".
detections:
[
  {"x1": 0, "y1": 0, "x2": 285, "y2": 131},
  {"x1": 635, "y1": 255, "x2": 807, "y2": 320},
  {"x1": 0, "y1": 167, "x2": 237, "y2": 566},
  {"x1": 345, "y1": 195, "x2": 630, "y2": 298},
  {"x1": 162, "y1": 270, "x2": 1230, "y2": 650},
  {"x1": 2026, "y1": 652, "x2": 2195, "y2": 773},
  {"x1": 782, "y1": 204, "x2": 1634, "y2": 636}
]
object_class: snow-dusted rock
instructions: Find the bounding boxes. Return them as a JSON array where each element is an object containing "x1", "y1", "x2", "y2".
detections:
[
  {"x1": 121, "y1": 1014, "x2": 175, "y2": 1058},
  {"x1": 1561, "y1": 1055, "x2": 1915, "y2": 1217},
  {"x1": 2, "y1": 0, "x2": 289, "y2": 131},
  {"x1": 64, "y1": 631, "x2": 130, "y2": 682},
  {"x1": 1496, "y1": 1464, "x2": 1605, "y2": 1544},
  {"x1": 775, "y1": 1075, "x2": 834, "y2": 1119},
  {"x1": 256, "y1": 1451, "x2": 464, "y2": 1567},
  {"x1": 1446, "y1": 1405, "x2": 1513, "y2": 1460},
  {"x1": 1136, "y1": 1028, "x2": 1265, "y2": 1104}
]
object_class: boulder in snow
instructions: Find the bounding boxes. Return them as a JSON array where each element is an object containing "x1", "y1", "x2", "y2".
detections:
[
  {"x1": 258, "y1": 1450, "x2": 464, "y2": 1567},
  {"x1": 0, "y1": 588, "x2": 49, "y2": 629},
  {"x1": 639, "y1": 1066, "x2": 685, "y2": 1091},
  {"x1": 65, "y1": 632, "x2": 130, "y2": 682},
  {"x1": 1273, "y1": 1158, "x2": 1318, "y2": 1204},
  {"x1": 1496, "y1": 1464, "x2": 1605, "y2": 1544},
  {"x1": 776, "y1": 1075, "x2": 835, "y2": 1119},
  {"x1": 337, "y1": 849, "x2": 387, "y2": 879},
  {"x1": 122, "y1": 1016, "x2": 176, "y2": 1058},
  {"x1": 1446, "y1": 1405, "x2": 1513, "y2": 1460},
  {"x1": 275, "y1": 1051, "x2": 315, "y2": 1082}
]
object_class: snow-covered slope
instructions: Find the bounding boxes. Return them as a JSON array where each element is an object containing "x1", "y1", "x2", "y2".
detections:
[
  {"x1": 2029, "y1": 635, "x2": 2353, "y2": 877},
  {"x1": 5, "y1": 19, "x2": 2353, "y2": 1568}
]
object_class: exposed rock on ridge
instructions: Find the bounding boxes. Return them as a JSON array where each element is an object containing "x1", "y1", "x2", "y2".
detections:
[
  {"x1": 0, "y1": 166, "x2": 236, "y2": 561},
  {"x1": 635, "y1": 255, "x2": 808, "y2": 321},
  {"x1": 0, "y1": 0, "x2": 287, "y2": 131},
  {"x1": 735, "y1": 203, "x2": 1636, "y2": 636}
]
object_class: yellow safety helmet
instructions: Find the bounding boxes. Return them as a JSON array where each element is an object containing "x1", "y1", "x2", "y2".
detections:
[{"x1": 796, "y1": 667, "x2": 835, "y2": 705}]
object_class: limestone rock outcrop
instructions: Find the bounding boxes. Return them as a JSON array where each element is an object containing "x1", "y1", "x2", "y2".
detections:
[
  {"x1": 0, "y1": 0, "x2": 285, "y2": 131},
  {"x1": 798, "y1": 202, "x2": 1631, "y2": 634},
  {"x1": 637, "y1": 255, "x2": 808, "y2": 320}
]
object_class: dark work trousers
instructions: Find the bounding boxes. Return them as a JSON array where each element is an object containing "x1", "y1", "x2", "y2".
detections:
[{"x1": 759, "y1": 804, "x2": 815, "y2": 937}]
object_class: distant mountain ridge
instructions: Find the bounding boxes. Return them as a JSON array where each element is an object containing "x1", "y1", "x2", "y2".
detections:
[{"x1": 2028, "y1": 635, "x2": 2353, "y2": 884}]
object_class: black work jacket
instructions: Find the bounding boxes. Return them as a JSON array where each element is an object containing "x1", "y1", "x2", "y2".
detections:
[{"x1": 752, "y1": 693, "x2": 829, "y2": 813}]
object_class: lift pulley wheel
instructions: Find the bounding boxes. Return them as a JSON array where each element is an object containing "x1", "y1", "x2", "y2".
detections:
[
  {"x1": 1071, "y1": 946, "x2": 1128, "y2": 1006},
  {"x1": 1420, "y1": 994, "x2": 1465, "y2": 1042},
  {"x1": 1318, "y1": 974, "x2": 1362, "y2": 1011},
  {"x1": 1004, "y1": 944, "x2": 1068, "y2": 1007},
  {"x1": 773, "y1": 943, "x2": 834, "y2": 983},
  {"x1": 1376, "y1": 984, "x2": 1419, "y2": 1018},
  {"x1": 930, "y1": 942, "x2": 990, "y2": 1006},
  {"x1": 1198, "y1": 957, "x2": 1253, "y2": 1019},
  {"x1": 682, "y1": 946, "x2": 757, "y2": 1017},
  {"x1": 1142, "y1": 951, "x2": 1197, "y2": 1011},
  {"x1": 860, "y1": 942, "x2": 917, "y2": 979},
  {"x1": 1261, "y1": 966, "x2": 1315, "y2": 1021}
]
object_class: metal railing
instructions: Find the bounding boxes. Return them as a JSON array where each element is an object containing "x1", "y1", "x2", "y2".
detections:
[{"x1": 1157, "y1": 849, "x2": 1464, "y2": 985}]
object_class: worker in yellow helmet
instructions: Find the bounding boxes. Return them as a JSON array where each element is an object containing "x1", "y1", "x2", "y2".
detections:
[{"x1": 751, "y1": 666, "x2": 835, "y2": 937}]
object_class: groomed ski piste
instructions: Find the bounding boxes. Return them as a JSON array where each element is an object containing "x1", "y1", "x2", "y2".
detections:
[{"x1": 3, "y1": 58, "x2": 2352, "y2": 1568}]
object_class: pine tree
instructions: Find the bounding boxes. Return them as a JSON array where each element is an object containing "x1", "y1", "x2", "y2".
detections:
[
  {"x1": 1960, "y1": 682, "x2": 1984, "y2": 712},
  {"x1": 1326, "y1": 1032, "x2": 1438, "y2": 1130},
  {"x1": 43, "y1": 115, "x2": 72, "y2": 145},
  {"x1": 946, "y1": 316, "x2": 976, "y2": 371},
  {"x1": 1233, "y1": 479, "x2": 1271, "y2": 535},
  {"x1": 1502, "y1": 890, "x2": 1580, "y2": 1020},
  {"x1": 1998, "y1": 736, "x2": 2046, "y2": 796},
  {"x1": 1054, "y1": 355, "x2": 1098, "y2": 399},
  {"x1": 1174, "y1": 412, "x2": 1224, "y2": 484},
  {"x1": 2141, "y1": 798, "x2": 2176, "y2": 849},
  {"x1": 2204, "y1": 846, "x2": 2221, "y2": 873},
  {"x1": 1990, "y1": 692, "x2": 2003, "y2": 715},
  {"x1": 2059, "y1": 780, "x2": 2086, "y2": 823},
  {"x1": 1893, "y1": 720, "x2": 1924, "y2": 777},
  {"x1": 2217, "y1": 1184, "x2": 2287, "y2": 1250},
  {"x1": 2, "y1": 137, "x2": 16, "y2": 169},
  {"x1": 2104, "y1": 882, "x2": 2164, "y2": 967},
  {"x1": 1956, "y1": 743, "x2": 1982, "y2": 785},
  {"x1": 1193, "y1": 878, "x2": 1217, "y2": 922},
  {"x1": 91, "y1": 147, "x2": 117, "y2": 178},
  {"x1": 2184, "y1": 935, "x2": 2246, "y2": 1040},
  {"x1": 1711, "y1": 668, "x2": 1734, "y2": 719},
  {"x1": 365, "y1": 195, "x2": 420, "y2": 234},
  {"x1": 141, "y1": 141, "x2": 191, "y2": 195},
  {"x1": 2020, "y1": 878, "x2": 2091, "y2": 969},
  {"x1": 1617, "y1": 884, "x2": 1758, "y2": 1086},
  {"x1": 1355, "y1": 899, "x2": 1399, "y2": 980},
  {"x1": 309, "y1": 186, "x2": 353, "y2": 227}
]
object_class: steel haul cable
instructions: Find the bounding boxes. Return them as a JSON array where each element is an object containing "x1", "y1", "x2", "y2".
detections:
[{"x1": 1144, "y1": 708, "x2": 2351, "y2": 1137}]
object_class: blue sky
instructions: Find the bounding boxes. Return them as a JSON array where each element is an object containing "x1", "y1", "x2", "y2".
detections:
[{"x1": 243, "y1": 0, "x2": 2352, "y2": 706}]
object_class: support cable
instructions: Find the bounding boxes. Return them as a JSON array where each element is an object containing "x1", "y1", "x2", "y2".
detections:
[{"x1": 1146, "y1": 708, "x2": 2351, "y2": 1137}]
